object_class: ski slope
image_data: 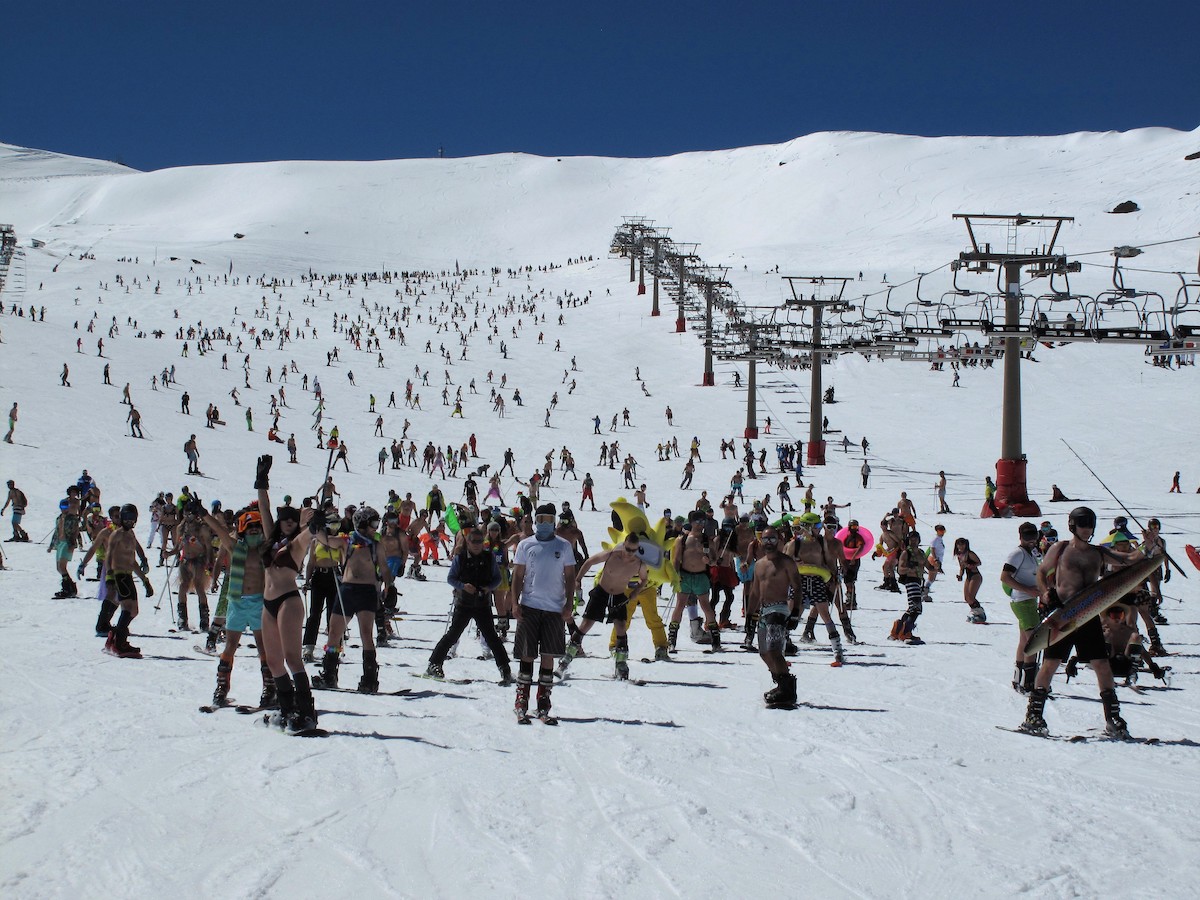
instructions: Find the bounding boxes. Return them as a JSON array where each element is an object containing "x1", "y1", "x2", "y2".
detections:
[{"x1": 1, "y1": 131, "x2": 1198, "y2": 899}]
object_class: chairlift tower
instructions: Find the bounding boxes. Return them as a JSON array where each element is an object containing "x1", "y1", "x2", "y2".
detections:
[
  {"x1": 723, "y1": 316, "x2": 780, "y2": 438},
  {"x1": 693, "y1": 267, "x2": 729, "y2": 386},
  {"x1": 783, "y1": 276, "x2": 854, "y2": 465},
  {"x1": 671, "y1": 247, "x2": 701, "y2": 333},
  {"x1": 953, "y1": 213, "x2": 1073, "y2": 518},
  {"x1": 643, "y1": 234, "x2": 671, "y2": 316}
]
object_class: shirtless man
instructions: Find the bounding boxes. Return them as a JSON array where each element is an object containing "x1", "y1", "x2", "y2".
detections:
[
  {"x1": 1020, "y1": 506, "x2": 1158, "y2": 737},
  {"x1": 174, "y1": 500, "x2": 214, "y2": 632},
  {"x1": 936, "y1": 471, "x2": 951, "y2": 514},
  {"x1": 559, "y1": 535, "x2": 648, "y2": 680},
  {"x1": 378, "y1": 512, "x2": 407, "y2": 639},
  {"x1": 896, "y1": 492, "x2": 917, "y2": 530},
  {"x1": 747, "y1": 526, "x2": 805, "y2": 707},
  {"x1": 97, "y1": 505, "x2": 153, "y2": 658},
  {"x1": 669, "y1": 513, "x2": 720, "y2": 651},
  {"x1": 156, "y1": 500, "x2": 181, "y2": 567}
]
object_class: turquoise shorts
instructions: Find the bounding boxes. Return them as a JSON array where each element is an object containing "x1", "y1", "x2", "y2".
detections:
[
  {"x1": 226, "y1": 593, "x2": 264, "y2": 633},
  {"x1": 54, "y1": 540, "x2": 75, "y2": 562},
  {"x1": 1010, "y1": 597, "x2": 1040, "y2": 631},
  {"x1": 679, "y1": 571, "x2": 711, "y2": 598}
]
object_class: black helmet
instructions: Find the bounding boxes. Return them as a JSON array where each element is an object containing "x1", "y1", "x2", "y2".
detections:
[
  {"x1": 119, "y1": 503, "x2": 139, "y2": 527},
  {"x1": 1068, "y1": 506, "x2": 1097, "y2": 537},
  {"x1": 353, "y1": 506, "x2": 380, "y2": 532}
]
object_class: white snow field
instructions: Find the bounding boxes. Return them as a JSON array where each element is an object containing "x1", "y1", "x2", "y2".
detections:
[{"x1": 1, "y1": 130, "x2": 1198, "y2": 899}]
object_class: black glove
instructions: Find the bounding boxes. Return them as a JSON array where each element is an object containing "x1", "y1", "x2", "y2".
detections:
[{"x1": 255, "y1": 454, "x2": 273, "y2": 490}]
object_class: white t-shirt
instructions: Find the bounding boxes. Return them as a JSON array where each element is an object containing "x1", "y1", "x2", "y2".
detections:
[
  {"x1": 930, "y1": 534, "x2": 945, "y2": 566},
  {"x1": 1004, "y1": 545, "x2": 1041, "y2": 601},
  {"x1": 514, "y1": 535, "x2": 574, "y2": 612}
]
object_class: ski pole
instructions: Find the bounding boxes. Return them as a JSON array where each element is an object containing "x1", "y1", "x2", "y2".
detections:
[{"x1": 1060, "y1": 439, "x2": 1188, "y2": 579}]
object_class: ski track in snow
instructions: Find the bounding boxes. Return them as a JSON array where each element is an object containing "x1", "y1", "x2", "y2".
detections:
[{"x1": 1, "y1": 132, "x2": 1199, "y2": 897}]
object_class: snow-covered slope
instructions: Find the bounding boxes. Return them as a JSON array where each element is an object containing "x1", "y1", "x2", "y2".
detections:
[{"x1": 0, "y1": 132, "x2": 1197, "y2": 899}]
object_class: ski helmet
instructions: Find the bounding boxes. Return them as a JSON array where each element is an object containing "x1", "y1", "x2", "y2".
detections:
[
  {"x1": 907, "y1": 530, "x2": 922, "y2": 545},
  {"x1": 798, "y1": 511, "x2": 822, "y2": 527},
  {"x1": 119, "y1": 503, "x2": 138, "y2": 527},
  {"x1": 353, "y1": 506, "x2": 381, "y2": 533},
  {"x1": 1067, "y1": 506, "x2": 1097, "y2": 538}
]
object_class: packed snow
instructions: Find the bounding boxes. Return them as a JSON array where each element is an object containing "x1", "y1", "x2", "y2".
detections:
[{"x1": 1, "y1": 129, "x2": 1198, "y2": 899}]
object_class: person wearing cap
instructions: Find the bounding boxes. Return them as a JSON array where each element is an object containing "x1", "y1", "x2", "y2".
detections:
[
  {"x1": 935, "y1": 471, "x2": 951, "y2": 514},
  {"x1": 3, "y1": 480, "x2": 30, "y2": 542},
  {"x1": 510, "y1": 504, "x2": 576, "y2": 722},
  {"x1": 202, "y1": 500, "x2": 274, "y2": 710},
  {"x1": 891, "y1": 530, "x2": 938, "y2": 643},
  {"x1": 925, "y1": 524, "x2": 947, "y2": 597},
  {"x1": 1020, "y1": 506, "x2": 1157, "y2": 737},
  {"x1": 1001, "y1": 522, "x2": 1043, "y2": 693},
  {"x1": 50, "y1": 487, "x2": 85, "y2": 598}
]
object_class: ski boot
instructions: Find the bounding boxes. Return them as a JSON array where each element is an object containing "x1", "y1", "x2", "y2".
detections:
[
  {"x1": 496, "y1": 615, "x2": 510, "y2": 642},
  {"x1": 707, "y1": 622, "x2": 722, "y2": 652},
  {"x1": 198, "y1": 604, "x2": 210, "y2": 635},
  {"x1": 515, "y1": 674, "x2": 532, "y2": 724},
  {"x1": 690, "y1": 618, "x2": 710, "y2": 644},
  {"x1": 215, "y1": 655, "x2": 233, "y2": 706},
  {"x1": 556, "y1": 639, "x2": 582, "y2": 678},
  {"x1": 177, "y1": 600, "x2": 190, "y2": 632},
  {"x1": 614, "y1": 652, "x2": 630, "y2": 681},
  {"x1": 667, "y1": 622, "x2": 680, "y2": 652},
  {"x1": 290, "y1": 672, "x2": 318, "y2": 731},
  {"x1": 536, "y1": 675, "x2": 556, "y2": 723},
  {"x1": 260, "y1": 661, "x2": 278, "y2": 709},
  {"x1": 1012, "y1": 662, "x2": 1037, "y2": 694},
  {"x1": 358, "y1": 661, "x2": 379, "y2": 694},
  {"x1": 967, "y1": 604, "x2": 987, "y2": 624},
  {"x1": 839, "y1": 613, "x2": 858, "y2": 644},
  {"x1": 741, "y1": 614, "x2": 758, "y2": 651},
  {"x1": 425, "y1": 662, "x2": 445, "y2": 679},
  {"x1": 1019, "y1": 687, "x2": 1050, "y2": 736},
  {"x1": 273, "y1": 674, "x2": 296, "y2": 730},
  {"x1": 1100, "y1": 688, "x2": 1128, "y2": 738},
  {"x1": 104, "y1": 629, "x2": 117, "y2": 654},
  {"x1": 654, "y1": 645, "x2": 671, "y2": 662},
  {"x1": 302, "y1": 644, "x2": 315, "y2": 664},
  {"x1": 376, "y1": 626, "x2": 391, "y2": 648},
  {"x1": 1146, "y1": 626, "x2": 1168, "y2": 657},
  {"x1": 829, "y1": 629, "x2": 844, "y2": 666},
  {"x1": 799, "y1": 622, "x2": 816, "y2": 644},
  {"x1": 498, "y1": 664, "x2": 514, "y2": 687},
  {"x1": 317, "y1": 648, "x2": 340, "y2": 689},
  {"x1": 763, "y1": 672, "x2": 785, "y2": 706},
  {"x1": 889, "y1": 618, "x2": 906, "y2": 641}
]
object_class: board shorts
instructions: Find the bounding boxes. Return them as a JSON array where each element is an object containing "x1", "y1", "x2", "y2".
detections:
[
  {"x1": 757, "y1": 602, "x2": 790, "y2": 653},
  {"x1": 1010, "y1": 598, "x2": 1039, "y2": 631},
  {"x1": 54, "y1": 540, "x2": 75, "y2": 562},
  {"x1": 336, "y1": 582, "x2": 380, "y2": 617},
  {"x1": 1045, "y1": 614, "x2": 1107, "y2": 663},
  {"x1": 513, "y1": 606, "x2": 566, "y2": 659},
  {"x1": 799, "y1": 574, "x2": 831, "y2": 609},
  {"x1": 842, "y1": 559, "x2": 861, "y2": 584},
  {"x1": 108, "y1": 571, "x2": 138, "y2": 603},
  {"x1": 386, "y1": 556, "x2": 404, "y2": 578},
  {"x1": 226, "y1": 593, "x2": 264, "y2": 633},
  {"x1": 11, "y1": 510, "x2": 23, "y2": 525},
  {"x1": 679, "y1": 570, "x2": 711, "y2": 598},
  {"x1": 583, "y1": 585, "x2": 628, "y2": 623}
]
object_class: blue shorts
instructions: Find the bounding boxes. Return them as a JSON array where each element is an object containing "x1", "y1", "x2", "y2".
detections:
[
  {"x1": 54, "y1": 540, "x2": 75, "y2": 562},
  {"x1": 226, "y1": 593, "x2": 264, "y2": 633},
  {"x1": 386, "y1": 556, "x2": 404, "y2": 578},
  {"x1": 11, "y1": 511, "x2": 22, "y2": 525}
]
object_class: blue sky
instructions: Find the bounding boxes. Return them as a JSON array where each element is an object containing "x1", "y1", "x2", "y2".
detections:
[{"x1": 5, "y1": 1, "x2": 1196, "y2": 170}]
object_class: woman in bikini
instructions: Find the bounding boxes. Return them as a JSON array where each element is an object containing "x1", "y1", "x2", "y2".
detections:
[
  {"x1": 954, "y1": 537, "x2": 983, "y2": 611},
  {"x1": 255, "y1": 455, "x2": 317, "y2": 731}
]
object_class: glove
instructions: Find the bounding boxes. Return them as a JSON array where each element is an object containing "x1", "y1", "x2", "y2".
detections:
[
  {"x1": 255, "y1": 454, "x2": 273, "y2": 489},
  {"x1": 1164, "y1": 567, "x2": 1171, "y2": 583},
  {"x1": 144, "y1": 581, "x2": 154, "y2": 598},
  {"x1": 140, "y1": 559, "x2": 150, "y2": 576},
  {"x1": 76, "y1": 562, "x2": 86, "y2": 579}
]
